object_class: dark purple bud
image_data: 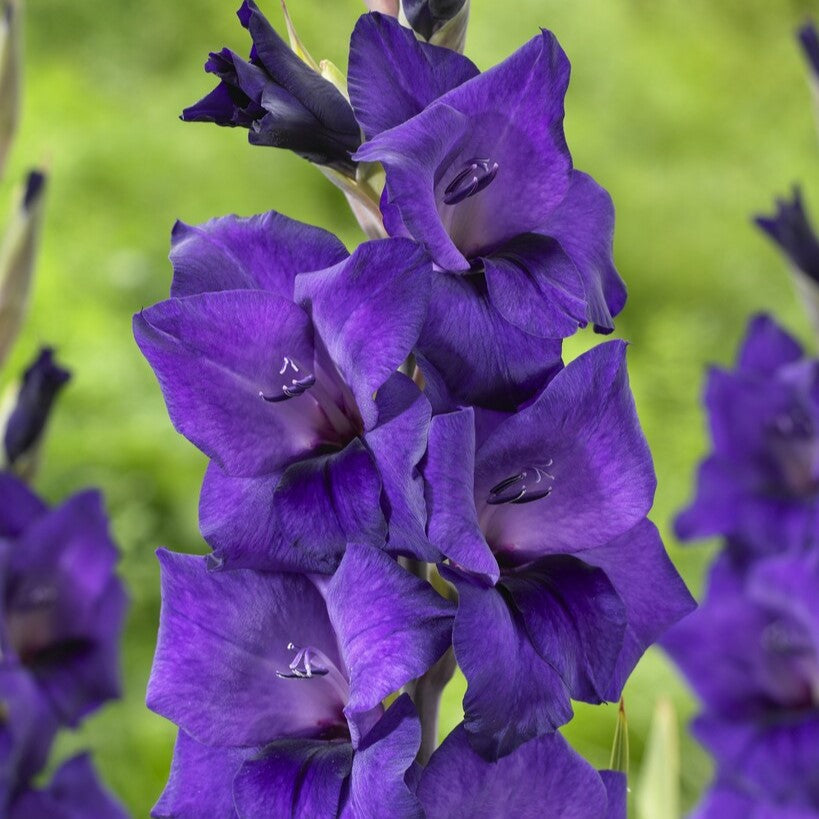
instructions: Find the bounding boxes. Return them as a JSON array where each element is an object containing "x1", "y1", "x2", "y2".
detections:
[
  {"x1": 403, "y1": 0, "x2": 467, "y2": 42},
  {"x1": 755, "y1": 187, "x2": 819, "y2": 285},
  {"x1": 3, "y1": 347, "x2": 70, "y2": 467},
  {"x1": 798, "y1": 20, "x2": 819, "y2": 81},
  {"x1": 182, "y1": 0, "x2": 360, "y2": 174}
]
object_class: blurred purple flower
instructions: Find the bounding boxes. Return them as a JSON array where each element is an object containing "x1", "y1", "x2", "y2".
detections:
[
  {"x1": 676, "y1": 314, "x2": 819, "y2": 556},
  {"x1": 133, "y1": 211, "x2": 437, "y2": 572},
  {"x1": 3, "y1": 347, "x2": 70, "y2": 468},
  {"x1": 423, "y1": 341, "x2": 694, "y2": 756},
  {"x1": 0, "y1": 474, "x2": 126, "y2": 726},
  {"x1": 148, "y1": 545, "x2": 453, "y2": 817},
  {"x1": 664, "y1": 551, "x2": 819, "y2": 813},
  {"x1": 182, "y1": 1, "x2": 361, "y2": 174}
]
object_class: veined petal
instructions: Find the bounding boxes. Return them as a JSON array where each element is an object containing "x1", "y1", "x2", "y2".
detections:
[
  {"x1": 133, "y1": 291, "x2": 316, "y2": 477},
  {"x1": 418, "y1": 724, "x2": 608, "y2": 817},
  {"x1": 295, "y1": 238, "x2": 431, "y2": 430},
  {"x1": 169, "y1": 211, "x2": 348, "y2": 299},
  {"x1": 324, "y1": 544, "x2": 453, "y2": 715},
  {"x1": 348, "y1": 12, "x2": 478, "y2": 139},
  {"x1": 152, "y1": 731, "x2": 248, "y2": 819}
]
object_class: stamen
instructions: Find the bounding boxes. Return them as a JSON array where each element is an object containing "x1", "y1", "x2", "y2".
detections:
[
  {"x1": 260, "y1": 357, "x2": 316, "y2": 403},
  {"x1": 487, "y1": 461, "x2": 555, "y2": 506},
  {"x1": 276, "y1": 642, "x2": 330, "y2": 679},
  {"x1": 443, "y1": 158, "x2": 499, "y2": 206}
]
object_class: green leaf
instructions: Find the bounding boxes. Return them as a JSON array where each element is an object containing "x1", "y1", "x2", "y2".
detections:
[{"x1": 635, "y1": 698, "x2": 680, "y2": 819}]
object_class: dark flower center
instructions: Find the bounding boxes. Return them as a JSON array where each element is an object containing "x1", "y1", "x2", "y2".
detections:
[
  {"x1": 443, "y1": 158, "x2": 499, "y2": 206},
  {"x1": 259, "y1": 355, "x2": 362, "y2": 451},
  {"x1": 766, "y1": 406, "x2": 819, "y2": 497},
  {"x1": 487, "y1": 462, "x2": 554, "y2": 506}
]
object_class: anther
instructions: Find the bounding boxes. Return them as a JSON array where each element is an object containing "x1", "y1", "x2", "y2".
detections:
[
  {"x1": 443, "y1": 158, "x2": 499, "y2": 206},
  {"x1": 276, "y1": 643, "x2": 330, "y2": 679},
  {"x1": 487, "y1": 462, "x2": 554, "y2": 506},
  {"x1": 260, "y1": 357, "x2": 316, "y2": 403}
]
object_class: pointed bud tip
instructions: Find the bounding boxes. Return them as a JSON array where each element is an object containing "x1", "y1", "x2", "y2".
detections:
[{"x1": 23, "y1": 170, "x2": 46, "y2": 211}]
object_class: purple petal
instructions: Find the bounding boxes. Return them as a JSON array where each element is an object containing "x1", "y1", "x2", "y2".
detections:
[
  {"x1": 169, "y1": 211, "x2": 348, "y2": 299},
  {"x1": 483, "y1": 233, "x2": 588, "y2": 338},
  {"x1": 694, "y1": 714, "x2": 819, "y2": 808},
  {"x1": 348, "y1": 12, "x2": 478, "y2": 139},
  {"x1": 272, "y1": 439, "x2": 387, "y2": 567},
  {"x1": 737, "y1": 313, "x2": 804, "y2": 376},
  {"x1": 133, "y1": 291, "x2": 315, "y2": 477},
  {"x1": 294, "y1": 238, "x2": 431, "y2": 430},
  {"x1": 152, "y1": 730, "x2": 248, "y2": 819},
  {"x1": 418, "y1": 724, "x2": 608, "y2": 817},
  {"x1": 147, "y1": 550, "x2": 346, "y2": 747},
  {"x1": 475, "y1": 340, "x2": 656, "y2": 562},
  {"x1": 323, "y1": 543, "x2": 453, "y2": 715},
  {"x1": 0, "y1": 472, "x2": 45, "y2": 538},
  {"x1": 355, "y1": 104, "x2": 472, "y2": 271},
  {"x1": 423, "y1": 408, "x2": 499, "y2": 582},
  {"x1": 538, "y1": 171, "x2": 625, "y2": 332},
  {"x1": 366, "y1": 373, "x2": 438, "y2": 562},
  {"x1": 10, "y1": 754, "x2": 127, "y2": 819},
  {"x1": 415, "y1": 271, "x2": 564, "y2": 411},
  {"x1": 233, "y1": 740, "x2": 352, "y2": 817},
  {"x1": 344, "y1": 694, "x2": 422, "y2": 818},
  {"x1": 576, "y1": 519, "x2": 695, "y2": 699},
  {"x1": 599, "y1": 770, "x2": 627, "y2": 819},
  {"x1": 501, "y1": 555, "x2": 627, "y2": 704},
  {"x1": 446, "y1": 568, "x2": 573, "y2": 758},
  {"x1": 0, "y1": 666, "x2": 58, "y2": 804}
]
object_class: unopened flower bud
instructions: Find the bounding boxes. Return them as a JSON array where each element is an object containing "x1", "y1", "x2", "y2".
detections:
[
  {"x1": 364, "y1": 0, "x2": 400, "y2": 15},
  {"x1": 0, "y1": 1, "x2": 21, "y2": 178},
  {"x1": 755, "y1": 187, "x2": 819, "y2": 333},
  {"x1": 0, "y1": 169, "x2": 47, "y2": 367},
  {"x1": 402, "y1": 0, "x2": 469, "y2": 52},
  {"x1": 3, "y1": 346, "x2": 70, "y2": 471}
]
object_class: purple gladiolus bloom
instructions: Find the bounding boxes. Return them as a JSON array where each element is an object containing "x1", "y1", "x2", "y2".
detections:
[
  {"x1": 423, "y1": 341, "x2": 694, "y2": 756},
  {"x1": 799, "y1": 21, "x2": 819, "y2": 82},
  {"x1": 351, "y1": 17, "x2": 624, "y2": 404},
  {"x1": 3, "y1": 347, "x2": 70, "y2": 467},
  {"x1": 148, "y1": 544, "x2": 453, "y2": 817},
  {"x1": 664, "y1": 552, "x2": 819, "y2": 813},
  {"x1": 417, "y1": 724, "x2": 619, "y2": 818},
  {"x1": 756, "y1": 188, "x2": 819, "y2": 287},
  {"x1": 134, "y1": 211, "x2": 437, "y2": 573},
  {"x1": 676, "y1": 314, "x2": 819, "y2": 556},
  {"x1": 0, "y1": 473, "x2": 126, "y2": 726},
  {"x1": 182, "y1": 1, "x2": 361, "y2": 174}
]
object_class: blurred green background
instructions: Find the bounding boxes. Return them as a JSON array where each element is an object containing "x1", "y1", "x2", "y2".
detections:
[{"x1": 2, "y1": 0, "x2": 818, "y2": 814}]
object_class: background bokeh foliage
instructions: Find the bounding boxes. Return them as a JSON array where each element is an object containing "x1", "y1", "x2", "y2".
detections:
[{"x1": 2, "y1": 0, "x2": 817, "y2": 814}]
